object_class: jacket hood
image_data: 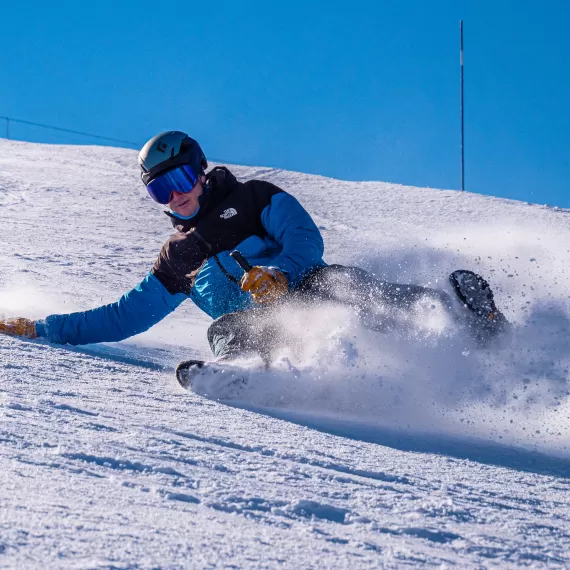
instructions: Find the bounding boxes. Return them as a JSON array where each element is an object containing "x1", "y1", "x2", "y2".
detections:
[{"x1": 165, "y1": 166, "x2": 239, "y2": 232}]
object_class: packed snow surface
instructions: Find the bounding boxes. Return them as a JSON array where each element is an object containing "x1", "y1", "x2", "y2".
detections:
[{"x1": 1, "y1": 139, "x2": 570, "y2": 568}]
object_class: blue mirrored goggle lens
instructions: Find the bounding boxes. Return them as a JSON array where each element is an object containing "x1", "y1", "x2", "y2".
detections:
[{"x1": 146, "y1": 165, "x2": 199, "y2": 204}]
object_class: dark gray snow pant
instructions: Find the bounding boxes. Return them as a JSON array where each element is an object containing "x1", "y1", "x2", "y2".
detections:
[{"x1": 207, "y1": 265, "x2": 453, "y2": 360}]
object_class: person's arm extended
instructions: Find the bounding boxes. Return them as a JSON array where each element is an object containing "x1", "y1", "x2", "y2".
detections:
[
  {"x1": 261, "y1": 192, "x2": 325, "y2": 287},
  {"x1": 34, "y1": 272, "x2": 186, "y2": 345}
]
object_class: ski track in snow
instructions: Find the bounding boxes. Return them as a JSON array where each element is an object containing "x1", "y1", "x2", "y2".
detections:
[{"x1": 1, "y1": 140, "x2": 570, "y2": 568}]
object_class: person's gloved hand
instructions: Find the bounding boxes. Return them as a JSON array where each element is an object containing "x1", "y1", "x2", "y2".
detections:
[
  {"x1": 0, "y1": 317, "x2": 37, "y2": 338},
  {"x1": 240, "y1": 266, "x2": 288, "y2": 304}
]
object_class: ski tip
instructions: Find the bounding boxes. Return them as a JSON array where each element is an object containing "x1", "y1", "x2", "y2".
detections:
[{"x1": 175, "y1": 359, "x2": 205, "y2": 389}]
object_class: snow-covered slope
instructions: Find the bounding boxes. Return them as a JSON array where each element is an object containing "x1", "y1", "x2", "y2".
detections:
[{"x1": 1, "y1": 139, "x2": 570, "y2": 568}]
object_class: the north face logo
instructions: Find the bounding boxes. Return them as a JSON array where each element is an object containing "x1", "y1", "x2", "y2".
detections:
[{"x1": 220, "y1": 208, "x2": 237, "y2": 219}]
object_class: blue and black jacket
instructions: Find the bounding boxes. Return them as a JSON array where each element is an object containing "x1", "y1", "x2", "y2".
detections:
[{"x1": 35, "y1": 167, "x2": 326, "y2": 345}]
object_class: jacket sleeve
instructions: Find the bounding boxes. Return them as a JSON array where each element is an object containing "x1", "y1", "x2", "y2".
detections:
[
  {"x1": 34, "y1": 272, "x2": 187, "y2": 346},
  {"x1": 260, "y1": 192, "x2": 325, "y2": 287}
]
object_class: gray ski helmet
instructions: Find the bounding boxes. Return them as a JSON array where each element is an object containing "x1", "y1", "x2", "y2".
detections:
[{"x1": 138, "y1": 131, "x2": 208, "y2": 185}]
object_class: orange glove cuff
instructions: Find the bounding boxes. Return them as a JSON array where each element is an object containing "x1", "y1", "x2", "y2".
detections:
[{"x1": 0, "y1": 318, "x2": 37, "y2": 338}]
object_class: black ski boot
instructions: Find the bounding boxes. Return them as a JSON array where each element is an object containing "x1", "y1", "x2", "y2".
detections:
[{"x1": 449, "y1": 270, "x2": 510, "y2": 345}]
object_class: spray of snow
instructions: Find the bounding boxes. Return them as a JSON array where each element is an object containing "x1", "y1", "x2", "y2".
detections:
[
  {"x1": 201, "y1": 295, "x2": 570, "y2": 457},
  {"x1": 191, "y1": 238, "x2": 570, "y2": 458}
]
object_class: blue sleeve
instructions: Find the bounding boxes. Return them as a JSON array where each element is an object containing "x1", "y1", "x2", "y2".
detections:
[
  {"x1": 35, "y1": 272, "x2": 186, "y2": 346},
  {"x1": 261, "y1": 192, "x2": 325, "y2": 287}
]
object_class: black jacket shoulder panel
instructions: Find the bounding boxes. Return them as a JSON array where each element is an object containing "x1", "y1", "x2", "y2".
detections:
[{"x1": 242, "y1": 179, "x2": 284, "y2": 215}]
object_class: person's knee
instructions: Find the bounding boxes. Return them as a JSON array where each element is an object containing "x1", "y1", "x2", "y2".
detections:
[
  {"x1": 207, "y1": 312, "x2": 240, "y2": 344},
  {"x1": 207, "y1": 311, "x2": 259, "y2": 358}
]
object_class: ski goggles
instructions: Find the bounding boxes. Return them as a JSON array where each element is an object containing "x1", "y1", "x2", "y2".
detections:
[{"x1": 145, "y1": 164, "x2": 200, "y2": 204}]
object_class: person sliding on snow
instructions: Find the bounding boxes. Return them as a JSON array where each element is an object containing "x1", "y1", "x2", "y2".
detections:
[{"x1": 0, "y1": 131, "x2": 509, "y2": 387}]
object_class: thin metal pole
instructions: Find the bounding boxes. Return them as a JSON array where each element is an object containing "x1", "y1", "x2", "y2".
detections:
[
  {"x1": 5, "y1": 117, "x2": 9, "y2": 140},
  {"x1": 460, "y1": 20, "x2": 465, "y2": 191}
]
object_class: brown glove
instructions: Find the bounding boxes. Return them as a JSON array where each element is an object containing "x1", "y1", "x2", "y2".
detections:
[
  {"x1": 0, "y1": 317, "x2": 37, "y2": 338},
  {"x1": 240, "y1": 266, "x2": 288, "y2": 304}
]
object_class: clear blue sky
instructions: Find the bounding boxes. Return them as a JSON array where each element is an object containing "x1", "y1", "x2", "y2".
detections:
[{"x1": 1, "y1": 0, "x2": 569, "y2": 207}]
